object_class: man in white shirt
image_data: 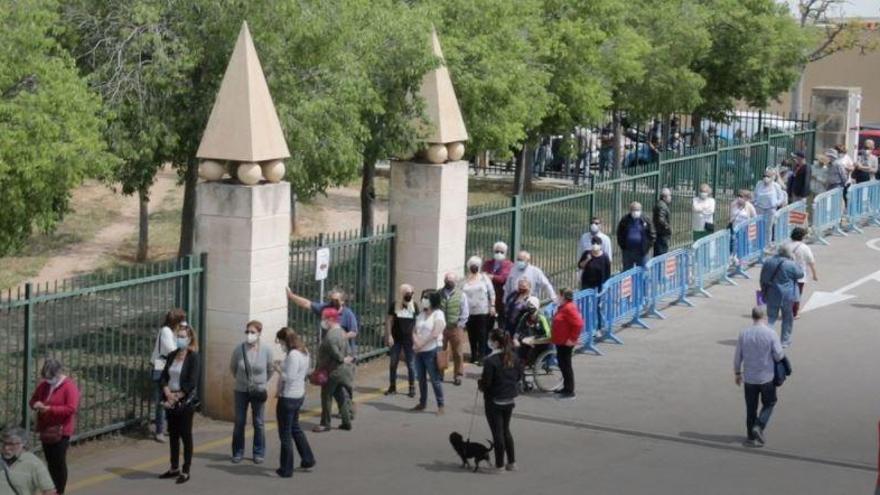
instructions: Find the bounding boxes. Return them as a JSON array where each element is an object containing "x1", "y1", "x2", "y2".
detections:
[
  {"x1": 503, "y1": 251, "x2": 555, "y2": 301},
  {"x1": 788, "y1": 228, "x2": 817, "y2": 318},
  {"x1": 578, "y1": 217, "x2": 613, "y2": 262}
]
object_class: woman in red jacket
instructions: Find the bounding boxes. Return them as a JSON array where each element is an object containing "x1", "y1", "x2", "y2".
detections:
[
  {"x1": 29, "y1": 358, "x2": 80, "y2": 494},
  {"x1": 551, "y1": 288, "x2": 583, "y2": 400}
]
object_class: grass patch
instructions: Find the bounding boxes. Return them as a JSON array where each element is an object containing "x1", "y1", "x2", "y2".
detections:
[
  {"x1": 101, "y1": 189, "x2": 183, "y2": 271},
  {"x1": 0, "y1": 181, "x2": 126, "y2": 291}
]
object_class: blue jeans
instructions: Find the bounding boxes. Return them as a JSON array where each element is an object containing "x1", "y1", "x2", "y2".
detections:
[
  {"x1": 151, "y1": 370, "x2": 166, "y2": 435},
  {"x1": 232, "y1": 390, "x2": 266, "y2": 459},
  {"x1": 414, "y1": 349, "x2": 444, "y2": 407},
  {"x1": 766, "y1": 299, "x2": 794, "y2": 345},
  {"x1": 276, "y1": 397, "x2": 315, "y2": 477},
  {"x1": 744, "y1": 382, "x2": 777, "y2": 438},
  {"x1": 389, "y1": 340, "x2": 415, "y2": 388},
  {"x1": 622, "y1": 249, "x2": 647, "y2": 270}
]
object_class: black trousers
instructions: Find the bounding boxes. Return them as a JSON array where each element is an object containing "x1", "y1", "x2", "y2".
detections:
[
  {"x1": 42, "y1": 436, "x2": 70, "y2": 494},
  {"x1": 744, "y1": 381, "x2": 777, "y2": 439},
  {"x1": 557, "y1": 345, "x2": 575, "y2": 394},
  {"x1": 654, "y1": 235, "x2": 670, "y2": 256},
  {"x1": 167, "y1": 407, "x2": 195, "y2": 473},
  {"x1": 484, "y1": 401, "x2": 515, "y2": 468},
  {"x1": 466, "y1": 314, "x2": 490, "y2": 362}
]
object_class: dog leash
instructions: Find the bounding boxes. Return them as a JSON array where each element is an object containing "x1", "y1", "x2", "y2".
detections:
[{"x1": 465, "y1": 383, "x2": 480, "y2": 443}]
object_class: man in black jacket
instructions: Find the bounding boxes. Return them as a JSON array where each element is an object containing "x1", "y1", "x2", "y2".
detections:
[
  {"x1": 617, "y1": 201, "x2": 656, "y2": 270},
  {"x1": 652, "y1": 188, "x2": 672, "y2": 256}
]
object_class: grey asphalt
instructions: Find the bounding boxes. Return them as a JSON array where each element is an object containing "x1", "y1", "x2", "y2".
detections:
[{"x1": 67, "y1": 227, "x2": 880, "y2": 494}]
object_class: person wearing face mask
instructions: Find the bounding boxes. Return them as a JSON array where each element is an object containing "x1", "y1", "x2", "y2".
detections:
[
  {"x1": 438, "y1": 272, "x2": 469, "y2": 385},
  {"x1": 286, "y1": 287, "x2": 359, "y2": 351},
  {"x1": 578, "y1": 217, "x2": 613, "y2": 263},
  {"x1": 478, "y1": 329, "x2": 523, "y2": 473},
  {"x1": 788, "y1": 151, "x2": 811, "y2": 202},
  {"x1": 513, "y1": 296, "x2": 551, "y2": 371},
  {"x1": 384, "y1": 283, "x2": 419, "y2": 396},
  {"x1": 616, "y1": 202, "x2": 656, "y2": 270},
  {"x1": 159, "y1": 323, "x2": 200, "y2": 484},
  {"x1": 273, "y1": 327, "x2": 315, "y2": 477},
  {"x1": 652, "y1": 188, "x2": 673, "y2": 256},
  {"x1": 28, "y1": 358, "x2": 79, "y2": 494},
  {"x1": 551, "y1": 288, "x2": 584, "y2": 400},
  {"x1": 692, "y1": 184, "x2": 716, "y2": 242},
  {"x1": 229, "y1": 321, "x2": 275, "y2": 464},
  {"x1": 462, "y1": 257, "x2": 496, "y2": 365},
  {"x1": 150, "y1": 309, "x2": 185, "y2": 443},
  {"x1": 504, "y1": 277, "x2": 533, "y2": 336},
  {"x1": 481, "y1": 241, "x2": 513, "y2": 336},
  {"x1": 754, "y1": 168, "x2": 785, "y2": 242},
  {"x1": 1, "y1": 427, "x2": 56, "y2": 495},
  {"x1": 578, "y1": 237, "x2": 611, "y2": 292},
  {"x1": 315, "y1": 309, "x2": 356, "y2": 432},
  {"x1": 412, "y1": 290, "x2": 446, "y2": 414},
  {"x1": 502, "y1": 251, "x2": 555, "y2": 303}
]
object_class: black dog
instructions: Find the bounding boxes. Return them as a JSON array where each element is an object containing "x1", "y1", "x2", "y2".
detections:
[{"x1": 449, "y1": 432, "x2": 494, "y2": 472}]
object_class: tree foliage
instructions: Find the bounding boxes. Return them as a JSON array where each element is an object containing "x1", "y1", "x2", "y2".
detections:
[{"x1": 0, "y1": 0, "x2": 115, "y2": 255}]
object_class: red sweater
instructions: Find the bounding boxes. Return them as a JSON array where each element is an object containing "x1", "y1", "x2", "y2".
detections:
[
  {"x1": 29, "y1": 378, "x2": 80, "y2": 437},
  {"x1": 482, "y1": 259, "x2": 513, "y2": 315},
  {"x1": 551, "y1": 301, "x2": 584, "y2": 346}
]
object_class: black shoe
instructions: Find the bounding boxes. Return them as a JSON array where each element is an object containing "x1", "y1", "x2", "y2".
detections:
[
  {"x1": 159, "y1": 469, "x2": 179, "y2": 479},
  {"x1": 552, "y1": 388, "x2": 565, "y2": 394},
  {"x1": 275, "y1": 468, "x2": 292, "y2": 478},
  {"x1": 384, "y1": 387, "x2": 397, "y2": 396},
  {"x1": 339, "y1": 423, "x2": 352, "y2": 431},
  {"x1": 175, "y1": 473, "x2": 190, "y2": 484},
  {"x1": 300, "y1": 461, "x2": 316, "y2": 471},
  {"x1": 407, "y1": 385, "x2": 415, "y2": 398},
  {"x1": 453, "y1": 377, "x2": 462, "y2": 386}
]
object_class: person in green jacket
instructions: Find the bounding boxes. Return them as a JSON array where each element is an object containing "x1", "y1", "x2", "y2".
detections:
[
  {"x1": 313, "y1": 308, "x2": 355, "y2": 433},
  {"x1": 513, "y1": 297, "x2": 551, "y2": 368}
]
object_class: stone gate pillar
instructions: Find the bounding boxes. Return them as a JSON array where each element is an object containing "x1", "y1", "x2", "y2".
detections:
[
  {"x1": 389, "y1": 28, "x2": 469, "y2": 296},
  {"x1": 193, "y1": 22, "x2": 291, "y2": 420}
]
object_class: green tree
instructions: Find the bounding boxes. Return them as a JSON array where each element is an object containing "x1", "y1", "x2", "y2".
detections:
[{"x1": 0, "y1": 0, "x2": 114, "y2": 256}]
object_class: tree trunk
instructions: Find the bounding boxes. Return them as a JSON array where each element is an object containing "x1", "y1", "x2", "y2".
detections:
[
  {"x1": 692, "y1": 112, "x2": 703, "y2": 147},
  {"x1": 177, "y1": 158, "x2": 198, "y2": 257},
  {"x1": 513, "y1": 145, "x2": 528, "y2": 196},
  {"x1": 790, "y1": 69, "x2": 805, "y2": 116},
  {"x1": 290, "y1": 191, "x2": 297, "y2": 235},
  {"x1": 360, "y1": 158, "x2": 376, "y2": 235},
  {"x1": 137, "y1": 188, "x2": 149, "y2": 262},
  {"x1": 612, "y1": 110, "x2": 624, "y2": 173}
]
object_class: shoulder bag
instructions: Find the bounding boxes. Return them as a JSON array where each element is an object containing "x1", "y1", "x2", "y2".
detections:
[
  {"x1": 38, "y1": 382, "x2": 64, "y2": 445},
  {"x1": 1, "y1": 458, "x2": 21, "y2": 495},
  {"x1": 242, "y1": 344, "x2": 268, "y2": 403},
  {"x1": 758, "y1": 260, "x2": 784, "y2": 306}
]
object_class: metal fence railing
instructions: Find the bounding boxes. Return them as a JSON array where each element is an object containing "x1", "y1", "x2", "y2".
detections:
[
  {"x1": 287, "y1": 225, "x2": 396, "y2": 362},
  {"x1": 0, "y1": 255, "x2": 206, "y2": 442}
]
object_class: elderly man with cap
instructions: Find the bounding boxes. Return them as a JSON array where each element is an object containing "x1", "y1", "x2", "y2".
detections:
[
  {"x1": 616, "y1": 201, "x2": 656, "y2": 270},
  {"x1": 287, "y1": 287, "x2": 359, "y2": 352},
  {"x1": 314, "y1": 307, "x2": 355, "y2": 432},
  {"x1": 788, "y1": 151, "x2": 811, "y2": 202},
  {"x1": 502, "y1": 251, "x2": 556, "y2": 302},
  {"x1": 438, "y1": 272, "x2": 469, "y2": 386},
  {"x1": 482, "y1": 241, "x2": 514, "y2": 333},
  {"x1": 1, "y1": 426, "x2": 56, "y2": 495},
  {"x1": 855, "y1": 140, "x2": 878, "y2": 184}
]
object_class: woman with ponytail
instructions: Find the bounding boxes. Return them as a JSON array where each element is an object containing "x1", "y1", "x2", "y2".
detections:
[{"x1": 478, "y1": 328, "x2": 523, "y2": 473}]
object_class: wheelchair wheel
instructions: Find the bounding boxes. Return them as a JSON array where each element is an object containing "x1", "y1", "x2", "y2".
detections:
[{"x1": 532, "y1": 349, "x2": 563, "y2": 393}]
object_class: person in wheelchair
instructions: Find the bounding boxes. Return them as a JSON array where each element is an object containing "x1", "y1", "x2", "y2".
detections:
[{"x1": 513, "y1": 297, "x2": 551, "y2": 369}]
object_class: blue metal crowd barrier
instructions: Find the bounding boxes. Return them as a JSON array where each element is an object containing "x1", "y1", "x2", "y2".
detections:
[
  {"x1": 846, "y1": 181, "x2": 880, "y2": 233},
  {"x1": 731, "y1": 215, "x2": 767, "y2": 278},
  {"x1": 598, "y1": 267, "x2": 648, "y2": 345},
  {"x1": 543, "y1": 289, "x2": 600, "y2": 355},
  {"x1": 772, "y1": 200, "x2": 807, "y2": 246},
  {"x1": 812, "y1": 187, "x2": 846, "y2": 245},
  {"x1": 643, "y1": 249, "x2": 693, "y2": 319},
  {"x1": 691, "y1": 229, "x2": 735, "y2": 297}
]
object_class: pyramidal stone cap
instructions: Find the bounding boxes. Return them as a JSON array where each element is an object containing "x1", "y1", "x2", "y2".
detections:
[
  {"x1": 196, "y1": 21, "x2": 290, "y2": 163},
  {"x1": 417, "y1": 27, "x2": 468, "y2": 145}
]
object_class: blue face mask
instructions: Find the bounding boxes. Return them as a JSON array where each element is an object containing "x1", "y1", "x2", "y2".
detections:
[
  {"x1": 516, "y1": 260, "x2": 527, "y2": 270},
  {"x1": 176, "y1": 337, "x2": 190, "y2": 350}
]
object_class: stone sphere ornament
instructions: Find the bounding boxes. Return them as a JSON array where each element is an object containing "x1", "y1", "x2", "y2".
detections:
[
  {"x1": 198, "y1": 160, "x2": 225, "y2": 181},
  {"x1": 425, "y1": 143, "x2": 448, "y2": 164},
  {"x1": 446, "y1": 142, "x2": 465, "y2": 161},
  {"x1": 236, "y1": 162, "x2": 262, "y2": 185},
  {"x1": 261, "y1": 160, "x2": 285, "y2": 183}
]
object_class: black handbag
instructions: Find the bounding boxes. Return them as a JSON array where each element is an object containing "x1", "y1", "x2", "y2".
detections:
[{"x1": 242, "y1": 343, "x2": 268, "y2": 403}]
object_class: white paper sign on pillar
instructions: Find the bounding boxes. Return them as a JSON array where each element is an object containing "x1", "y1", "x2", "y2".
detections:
[{"x1": 315, "y1": 247, "x2": 330, "y2": 281}]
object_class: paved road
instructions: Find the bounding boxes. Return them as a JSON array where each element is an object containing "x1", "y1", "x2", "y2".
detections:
[{"x1": 66, "y1": 228, "x2": 880, "y2": 494}]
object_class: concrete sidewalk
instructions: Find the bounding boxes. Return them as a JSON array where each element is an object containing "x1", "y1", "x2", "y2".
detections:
[{"x1": 65, "y1": 227, "x2": 880, "y2": 494}]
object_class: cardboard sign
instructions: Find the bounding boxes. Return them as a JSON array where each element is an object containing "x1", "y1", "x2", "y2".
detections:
[
  {"x1": 789, "y1": 210, "x2": 807, "y2": 225},
  {"x1": 315, "y1": 248, "x2": 330, "y2": 281},
  {"x1": 747, "y1": 223, "x2": 757, "y2": 241},
  {"x1": 664, "y1": 257, "x2": 677, "y2": 278},
  {"x1": 621, "y1": 276, "x2": 632, "y2": 299}
]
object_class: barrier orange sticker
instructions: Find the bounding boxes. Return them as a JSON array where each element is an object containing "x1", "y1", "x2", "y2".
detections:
[
  {"x1": 789, "y1": 210, "x2": 807, "y2": 225},
  {"x1": 621, "y1": 276, "x2": 632, "y2": 299},
  {"x1": 665, "y1": 257, "x2": 676, "y2": 278},
  {"x1": 748, "y1": 223, "x2": 757, "y2": 241}
]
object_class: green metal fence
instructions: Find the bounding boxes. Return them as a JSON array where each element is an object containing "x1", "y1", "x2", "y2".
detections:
[
  {"x1": 0, "y1": 255, "x2": 205, "y2": 442},
  {"x1": 288, "y1": 225, "x2": 396, "y2": 362},
  {"x1": 465, "y1": 126, "x2": 815, "y2": 287}
]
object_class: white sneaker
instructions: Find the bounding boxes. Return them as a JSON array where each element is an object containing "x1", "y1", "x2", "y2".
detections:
[{"x1": 154, "y1": 433, "x2": 167, "y2": 443}]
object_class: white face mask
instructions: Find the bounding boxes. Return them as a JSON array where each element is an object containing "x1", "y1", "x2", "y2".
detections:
[
  {"x1": 320, "y1": 320, "x2": 331, "y2": 330},
  {"x1": 763, "y1": 177, "x2": 772, "y2": 184},
  {"x1": 590, "y1": 224, "x2": 600, "y2": 234},
  {"x1": 699, "y1": 192, "x2": 708, "y2": 199},
  {"x1": 420, "y1": 298, "x2": 430, "y2": 310},
  {"x1": 516, "y1": 260, "x2": 527, "y2": 270},
  {"x1": 46, "y1": 376, "x2": 61, "y2": 387},
  {"x1": 591, "y1": 244, "x2": 601, "y2": 252},
  {"x1": 246, "y1": 333, "x2": 259, "y2": 345},
  {"x1": 493, "y1": 252, "x2": 506, "y2": 261},
  {"x1": 631, "y1": 210, "x2": 642, "y2": 219}
]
